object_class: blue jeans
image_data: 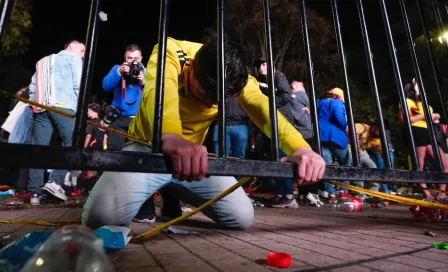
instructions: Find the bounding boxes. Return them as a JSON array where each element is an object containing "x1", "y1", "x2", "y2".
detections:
[
  {"x1": 370, "y1": 152, "x2": 388, "y2": 193},
  {"x1": 274, "y1": 149, "x2": 294, "y2": 196},
  {"x1": 213, "y1": 125, "x2": 249, "y2": 159},
  {"x1": 322, "y1": 144, "x2": 351, "y2": 195},
  {"x1": 82, "y1": 142, "x2": 254, "y2": 230},
  {"x1": 28, "y1": 107, "x2": 75, "y2": 194}
]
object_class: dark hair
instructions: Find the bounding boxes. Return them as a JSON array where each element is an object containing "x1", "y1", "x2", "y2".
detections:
[
  {"x1": 403, "y1": 78, "x2": 419, "y2": 101},
  {"x1": 88, "y1": 103, "x2": 101, "y2": 113},
  {"x1": 64, "y1": 40, "x2": 82, "y2": 49},
  {"x1": 194, "y1": 37, "x2": 251, "y2": 101},
  {"x1": 125, "y1": 44, "x2": 141, "y2": 54}
]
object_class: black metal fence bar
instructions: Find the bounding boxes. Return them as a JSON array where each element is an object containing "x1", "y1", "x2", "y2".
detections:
[
  {"x1": 299, "y1": 0, "x2": 321, "y2": 155},
  {"x1": 399, "y1": 0, "x2": 443, "y2": 171},
  {"x1": 356, "y1": 0, "x2": 391, "y2": 168},
  {"x1": 72, "y1": 0, "x2": 102, "y2": 148},
  {"x1": 416, "y1": 0, "x2": 448, "y2": 124},
  {"x1": 217, "y1": 0, "x2": 226, "y2": 158},
  {"x1": 432, "y1": 0, "x2": 448, "y2": 52},
  {"x1": 3, "y1": 0, "x2": 448, "y2": 186},
  {"x1": 1, "y1": 143, "x2": 447, "y2": 183},
  {"x1": 379, "y1": 0, "x2": 419, "y2": 170},
  {"x1": 0, "y1": 0, "x2": 13, "y2": 46},
  {"x1": 262, "y1": 0, "x2": 279, "y2": 161},
  {"x1": 151, "y1": 0, "x2": 169, "y2": 153},
  {"x1": 331, "y1": 0, "x2": 360, "y2": 167}
]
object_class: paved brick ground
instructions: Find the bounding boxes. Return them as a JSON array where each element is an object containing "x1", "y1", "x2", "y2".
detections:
[{"x1": 0, "y1": 204, "x2": 447, "y2": 271}]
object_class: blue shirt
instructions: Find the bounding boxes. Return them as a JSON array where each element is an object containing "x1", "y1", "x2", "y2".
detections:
[
  {"x1": 29, "y1": 50, "x2": 83, "y2": 112},
  {"x1": 317, "y1": 98, "x2": 348, "y2": 149},
  {"x1": 102, "y1": 65, "x2": 145, "y2": 117}
]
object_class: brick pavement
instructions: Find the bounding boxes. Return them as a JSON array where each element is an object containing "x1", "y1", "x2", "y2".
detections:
[{"x1": 0, "y1": 205, "x2": 447, "y2": 271}]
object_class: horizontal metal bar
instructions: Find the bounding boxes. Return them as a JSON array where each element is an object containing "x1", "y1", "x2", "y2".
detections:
[{"x1": 0, "y1": 143, "x2": 446, "y2": 184}]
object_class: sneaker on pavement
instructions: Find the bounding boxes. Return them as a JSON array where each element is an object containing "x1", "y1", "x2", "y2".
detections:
[
  {"x1": 30, "y1": 194, "x2": 41, "y2": 205},
  {"x1": 271, "y1": 196, "x2": 299, "y2": 208},
  {"x1": 318, "y1": 189, "x2": 329, "y2": 199},
  {"x1": 42, "y1": 181, "x2": 67, "y2": 202},
  {"x1": 132, "y1": 216, "x2": 156, "y2": 223}
]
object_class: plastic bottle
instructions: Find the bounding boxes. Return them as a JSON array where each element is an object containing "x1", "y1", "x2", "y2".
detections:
[
  {"x1": 331, "y1": 197, "x2": 363, "y2": 212},
  {"x1": 20, "y1": 225, "x2": 113, "y2": 272}
]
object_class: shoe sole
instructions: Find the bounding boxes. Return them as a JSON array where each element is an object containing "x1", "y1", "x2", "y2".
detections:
[
  {"x1": 132, "y1": 218, "x2": 156, "y2": 223},
  {"x1": 271, "y1": 201, "x2": 300, "y2": 208},
  {"x1": 42, "y1": 186, "x2": 67, "y2": 202}
]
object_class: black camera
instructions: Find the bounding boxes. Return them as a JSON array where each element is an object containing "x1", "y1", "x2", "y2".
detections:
[
  {"x1": 126, "y1": 60, "x2": 143, "y2": 80},
  {"x1": 99, "y1": 105, "x2": 121, "y2": 131}
]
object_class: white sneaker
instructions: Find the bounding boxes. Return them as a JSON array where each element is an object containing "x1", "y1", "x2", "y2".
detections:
[
  {"x1": 306, "y1": 193, "x2": 324, "y2": 207},
  {"x1": 132, "y1": 217, "x2": 156, "y2": 223},
  {"x1": 42, "y1": 181, "x2": 67, "y2": 202},
  {"x1": 30, "y1": 194, "x2": 42, "y2": 206},
  {"x1": 318, "y1": 189, "x2": 329, "y2": 199}
]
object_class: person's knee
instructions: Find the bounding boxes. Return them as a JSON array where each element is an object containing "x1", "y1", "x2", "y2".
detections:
[{"x1": 232, "y1": 203, "x2": 254, "y2": 230}]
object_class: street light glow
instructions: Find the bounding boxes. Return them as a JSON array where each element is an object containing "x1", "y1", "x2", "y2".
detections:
[{"x1": 438, "y1": 32, "x2": 448, "y2": 44}]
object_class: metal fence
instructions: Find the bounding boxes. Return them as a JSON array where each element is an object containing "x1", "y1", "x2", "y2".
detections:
[{"x1": 0, "y1": 0, "x2": 448, "y2": 184}]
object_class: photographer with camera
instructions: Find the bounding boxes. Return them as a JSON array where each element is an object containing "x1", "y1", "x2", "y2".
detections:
[{"x1": 102, "y1": 44, "x2": 145, "y2": 151}]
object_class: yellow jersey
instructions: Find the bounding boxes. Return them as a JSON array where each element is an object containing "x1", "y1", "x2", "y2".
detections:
[
  {"x1": 399, "y1": 98, "x2": 433, "y2": 129},
  {"x1": 129, "y1": 38, "x2": 309, "y2": 155}
]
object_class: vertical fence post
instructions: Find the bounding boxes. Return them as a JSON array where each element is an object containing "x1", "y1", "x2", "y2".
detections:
[
  {"x1": 262, "y1": 0, "x2": 279, "y2": 161},
  {"x1": 331, "y1": 0, "x2": 360, "y2": 167},
  {"x1": 416, "y1": 0, "x2": 448, "y2": 124},
  {"x1": 356, "y1": 0, "x2": 391, "y2": 168},
  {"x1": 217, "y1": 0, "x2": 226, "y2": 158},
  {"x1": 151, "y1": 0, "x2": 169, "y2": 153},
  {"x1": 379, "y1": 0, "x2": 419, "y2": 170},
  {"x1": 299, "y1": 0, "x2": 321, "y2": 155},
  {"x1": 432, "y1": 0, "x2": 447, "y2": 47},
  {"x1": 72, "y1": 0, "x2": 102, "y2": 148},
  {"x1": 0, "y1": 0, "x2": 13, "y2": 47},
  {"x1": 399, "y1": 0, "x2": 443, "y2": 171}
]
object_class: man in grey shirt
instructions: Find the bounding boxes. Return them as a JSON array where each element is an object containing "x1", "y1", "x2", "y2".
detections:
[{"x1": 290, "y1": 81, "x2": 313, "y2": 143}]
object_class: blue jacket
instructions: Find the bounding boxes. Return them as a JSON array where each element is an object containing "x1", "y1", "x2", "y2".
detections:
[
  {"x1": 29, "y1": 50, "x2": 83, "y2": 112},
  {"x1": 102, "y1": 65, "x2": 145, "y2": 117},
  {"x1": 317, "y1": 98, "x2": 348, "y2": 149}
]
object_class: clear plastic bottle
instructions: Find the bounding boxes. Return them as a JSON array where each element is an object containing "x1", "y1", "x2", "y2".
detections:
[
  {"x1": 20, "y1": 225, "x2": 113, "y2": 272},
  {"x1": 331, "y1": 197, "x2": 363, "y2": 212}
]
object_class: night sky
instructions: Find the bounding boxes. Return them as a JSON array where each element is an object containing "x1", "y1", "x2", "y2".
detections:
[
  {"x1": 22, "y1": 0, "x2": 404, "y2": 102},
  {"x1": 23, "y1": 0, "x2": 216, "y2": 98}
]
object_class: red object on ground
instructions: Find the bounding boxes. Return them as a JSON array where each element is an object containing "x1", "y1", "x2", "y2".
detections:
[
  {"x1": 15, "y1": 192, "x2": 31, "y2": 199},
  {"x1": 70, "y1": 188, "x2": 82, "y2": 197},
  {"x1": 266, "y1": 252, "x2": 292, "y2": 268}
]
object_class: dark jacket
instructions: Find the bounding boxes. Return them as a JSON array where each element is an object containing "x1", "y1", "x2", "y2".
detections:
[
  {"x1": 225, "y1": 96, "x2": 248, "y2": 126},
  {"x1": 257, "y1": 71, "x2": 294, "y2": 123},
  {"x1": 290, "y1": 91, "x2": 313, "y2": 140}
]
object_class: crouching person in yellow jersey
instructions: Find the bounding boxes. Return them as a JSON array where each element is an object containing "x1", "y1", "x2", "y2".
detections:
[{"x1": 82, "y1": 37, "x2": 326, "y2": 230}]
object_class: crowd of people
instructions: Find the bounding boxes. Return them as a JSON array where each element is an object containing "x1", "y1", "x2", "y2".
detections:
[{"x1": 0, "y1": 36, "x2": 447, "y2": 231}]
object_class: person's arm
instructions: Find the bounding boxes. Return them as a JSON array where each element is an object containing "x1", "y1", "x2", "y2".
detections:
[
  {"x1": 84, "y1": 134, "x2": 92, "y2": 148},
  {"x1": 70, "y1": 55, "x2": 83, "y2": 97},
  {"x1": 274, "y1": 72, "x2": 292, "y2": 107},
  {"x1": 236, "y1": 76, "x2": 309, "y2": 155},
  {"x1": 143, "y1": 40, "x2": 183, "y2": 137},
  {"x1": 332, "y1": 100, "x2": 348, "y2": 131},
  {"x1": 28, "y1": 73, "x2": 36, "y2": 102},
  {"x1": 84, "y1": 125, "x2": 93, "y2": 148},
  {"x1": 102, "y1": 65, "x2": 122, "y2": 92}
]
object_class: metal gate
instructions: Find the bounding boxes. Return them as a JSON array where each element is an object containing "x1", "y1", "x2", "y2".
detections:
[{"x1": 0, "y1": 0, "x2": 447, "y2": 185}]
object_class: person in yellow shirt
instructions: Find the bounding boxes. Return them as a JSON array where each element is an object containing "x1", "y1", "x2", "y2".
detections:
[
  {"x1": 398, "y1": 79, "x2": 447, "y2": 200},
  {"x1": 82, "y1": 37, "x2": 326, "y2": 229}
]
